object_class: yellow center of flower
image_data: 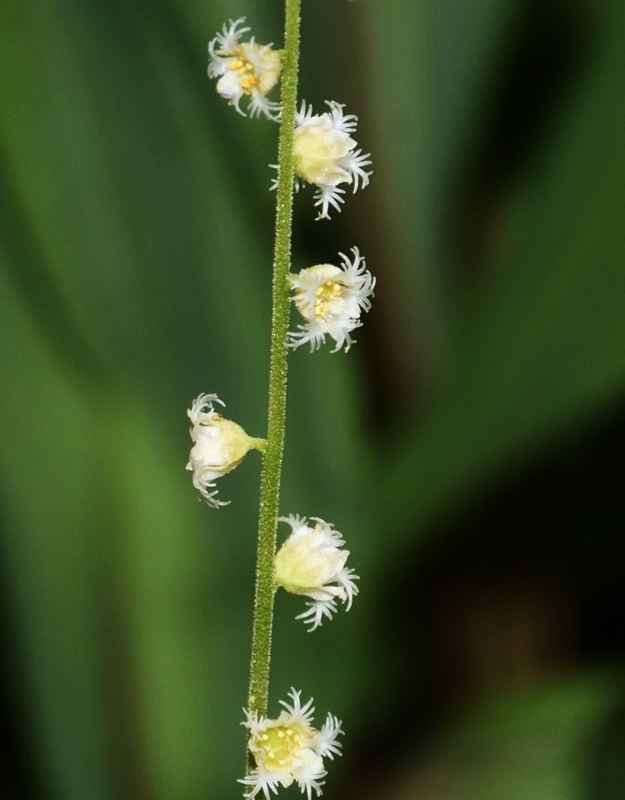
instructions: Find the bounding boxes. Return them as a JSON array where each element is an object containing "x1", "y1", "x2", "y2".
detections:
[
  {"x1": 313, "y1": 280, "x2": 343, "y2": 318},
  {"x1": 294, "y1": 124, "x2": 354, "y2": 185},
  {"x1": 252, "y1": 725, "x2": 307, "y2": 772},
  {"x1": 228, "y1": 57, "x2": 259, "y2": 93}
]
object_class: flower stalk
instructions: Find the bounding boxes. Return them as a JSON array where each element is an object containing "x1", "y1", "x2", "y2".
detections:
[{"x1": 247, "y1": 0, "x2": 302, "y2": 721}]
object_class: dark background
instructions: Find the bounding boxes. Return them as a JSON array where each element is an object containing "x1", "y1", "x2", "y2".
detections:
[{"x1": 2, "y1": 0, "x2": 625, "y2": 798}]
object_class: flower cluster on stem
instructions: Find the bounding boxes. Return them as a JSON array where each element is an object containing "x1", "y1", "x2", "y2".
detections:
[{"x1": 194, "y1": 3, "x2": 375, "y2": 796}]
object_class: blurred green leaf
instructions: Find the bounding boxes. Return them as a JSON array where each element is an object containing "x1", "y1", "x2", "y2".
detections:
[
  {"x1": 0, "y1": 260, "x2": 116, "y2": 800},
  {"x1": 392, "y1": 673, "x2": 624, "y2": 800},
  {"x1": 377, "y1": 2, "x2": 625, "y2": 553},
  {"x1": 363, "y1": 0, "x2": 520, "y2": 376}
]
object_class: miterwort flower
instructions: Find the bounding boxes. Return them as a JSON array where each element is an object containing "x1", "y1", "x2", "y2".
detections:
[
  {"x1": 240, "y1": 688, "x2": 343, "y2": 799},
  {"x1": 277, "y1": 101, "x2": 372, "y2": 219},
  {"x1": 274, "y1": 515, "x2": 359, "y2": 631},
  {"x1": 208, "y1": 18, "x2": 282, "y2": 119},
  {"x1": 186, "y1": 393, "x2": 265, "y2": 508},
  {"x1": 288, "y1": 247, "x2": 375, "y2": 352}
]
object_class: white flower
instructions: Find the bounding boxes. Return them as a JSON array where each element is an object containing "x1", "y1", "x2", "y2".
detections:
[
  {"x1": 274, "y1": 516, "x2": 359, "y2": 631},
  {"x1": 208, "y1": 18, "x2": 282, "y2": 119},
  {"x1": 272, "y1": 101, "x2": 372, "y2": 219},
  {"x1": 186, "y1": 393, "x2": 265, "y2": 508},
  {"x1": 288, "y1": 247, "x2": 375, "y2": 353},
  {"x1": 240, "y1": 689, "x2": 343, "y2": 799}
]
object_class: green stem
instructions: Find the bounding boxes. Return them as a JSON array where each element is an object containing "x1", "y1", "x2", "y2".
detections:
[{"x1": 247, "y1": 0, "x2": 301, "y2": 721}]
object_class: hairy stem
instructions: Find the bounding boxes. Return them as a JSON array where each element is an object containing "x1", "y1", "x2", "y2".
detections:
[{"x1": 247, "y1": 0, "x2": 301, "y2": 721}]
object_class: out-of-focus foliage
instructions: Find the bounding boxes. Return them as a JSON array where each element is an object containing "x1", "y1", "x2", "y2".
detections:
[
  {"x1": 390, "y1": 674, "x2": 624, "y2": 800},
  {"x1": 1, "y1": 0, "x2": 625, "y2": 798}
]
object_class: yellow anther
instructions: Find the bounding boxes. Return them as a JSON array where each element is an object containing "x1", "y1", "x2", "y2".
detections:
[
  {"x1": 228, "y1": 58, "x2": 244, "y2": 69},
  {"x1": 314, "y1": 299, "x2": 331, "y2": 317},
  {"x1": 240, "y1": 76, "x2": 259, "y2": 92},
  {"x1": 312, "y1": 279, "x2": 343, "y2": 320}
]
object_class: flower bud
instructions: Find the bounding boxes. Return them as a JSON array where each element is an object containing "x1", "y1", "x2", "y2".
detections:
[
  {"x1": 271, "y1": 101, "x2": 372, "y2": 219},
  {"x1": 186, "y1": 393, "x2": 265, "y2": 508},
  {"x1": 274, "y1": 516, "x2": 359, "y2": 631}
]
